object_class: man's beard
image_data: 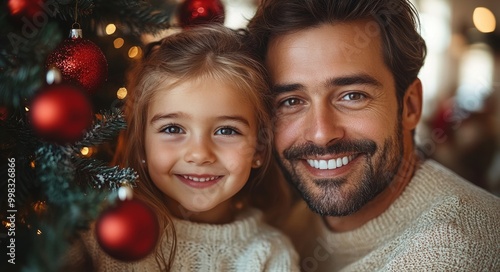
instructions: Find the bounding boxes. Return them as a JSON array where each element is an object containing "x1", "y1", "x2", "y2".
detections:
[{"x1": 275, "y1": 123, "x2": 403, "y2": 216}]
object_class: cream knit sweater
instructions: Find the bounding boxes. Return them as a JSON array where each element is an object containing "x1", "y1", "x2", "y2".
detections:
[
  {"x1": 69, "y1": 208, "x2": 300, "y2": 271},
  {"x1": 282, "y1": 159, "x2": 500, "y2": 272}
]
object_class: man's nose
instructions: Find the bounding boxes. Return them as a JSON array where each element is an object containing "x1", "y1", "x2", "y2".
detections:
[{"x1": 303, "y1": 103, "x2": 345, "y2": 147}]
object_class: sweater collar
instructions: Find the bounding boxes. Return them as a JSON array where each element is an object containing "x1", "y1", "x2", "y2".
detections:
[{"x1": 170, "y1": 208, "x2": 263, "y2": 244}]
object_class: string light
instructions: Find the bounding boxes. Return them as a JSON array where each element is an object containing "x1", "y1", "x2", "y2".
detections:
[
  {"x1": 128, "y1": 46, "x2": 142, "y2": 59},
  {"x1": 117, "y1": 87, "x2": 128, "y2": 99},
  {"x1": 80, "y1": 147, "x2": 94, "y2": 157},
  {"x1": 113, "y1": 37, "x2": 124, "y2": 49},
  {"x1": 33, "y1": 201, "x2": 47, "y2": 214},
  {"x1": 473, "y1": 7, "x2": 496, "y2": 33},
  {"x1": 105, "y1": 24, "x2": 117, "y2": 35}
]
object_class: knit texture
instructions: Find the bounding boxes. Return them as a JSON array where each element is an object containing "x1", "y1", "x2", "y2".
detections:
[
  {"x1": 283, "y1": 159, "x2": 500, "y2": 272},
  {"x1": 68, "y1": 208, "x2": 300, "y2": 271}
]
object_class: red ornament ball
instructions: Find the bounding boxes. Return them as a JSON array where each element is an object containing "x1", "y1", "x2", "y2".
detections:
[
  {"x1": 95, "y1": 199, "x2": 159, "y2": 262},
  {"x1": 46, "y1": 31, "x2": 108, "y2": 93},
  {"x1": 178, "y1": 0, "x2": 225, "y2": 28},
  {"x1": 29, "y1": 83, "x2": 93, "y2": 143},
  {"x1": 8, "y1": 0, "x2": 45, "y2": 19}
]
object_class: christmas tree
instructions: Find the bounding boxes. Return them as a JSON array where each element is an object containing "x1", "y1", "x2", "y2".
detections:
[{"x1": 0, "y1": 0, "x2": 196, "y2": 270}]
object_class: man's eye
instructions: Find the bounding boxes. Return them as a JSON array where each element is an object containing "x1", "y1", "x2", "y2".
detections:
[
  {"x1": 280, "y1": 98, "x2": 302, "y2": 106},
  {"x1": 342, "y1": 93, "x2": 365, "y2": 101},
  {"x1": 215, "y1": 127, "x2": 239, "y2": 135},
  {"x1": 163, "y1": 125, "x2": 183, "y2": 134}
]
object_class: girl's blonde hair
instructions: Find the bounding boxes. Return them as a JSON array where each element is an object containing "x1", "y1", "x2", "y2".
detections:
[{"x1": 115, "y1": 24, "x2": 292, "y2": 270}]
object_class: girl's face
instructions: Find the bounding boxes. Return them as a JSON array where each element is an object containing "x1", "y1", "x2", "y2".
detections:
[{"x1": 144, "y1": 76, "x2": 262, "y2": 224}]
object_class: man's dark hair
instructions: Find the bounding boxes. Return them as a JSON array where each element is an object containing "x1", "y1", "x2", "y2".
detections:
[{"x1": 247, "y1": 0, "x2": 427, "y2": 103}]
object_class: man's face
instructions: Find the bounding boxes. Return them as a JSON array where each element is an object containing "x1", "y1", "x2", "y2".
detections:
[{"x1": 266, "y1": 21, "x2": 405, "y2": 216}]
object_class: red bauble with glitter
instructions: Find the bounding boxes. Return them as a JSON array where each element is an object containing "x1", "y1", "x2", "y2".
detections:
[
  {"x1": 95, "y1": 199, "x2": 159, "y2": 262},
  {"x1": 46, "y1": 28, "x2": 108, "y2": 93},
  {"x1": 29, "y1": 83, "x2": 93, "y2": 143},
  {"x1": 178, "y1": 0, "x2": 225, "y2": 28}
]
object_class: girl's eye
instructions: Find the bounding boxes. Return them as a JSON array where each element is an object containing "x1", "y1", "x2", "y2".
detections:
[
  {"x1": 215, "y1": 127, "x2": 239, "y2": 135},
  {"x1": 163, "y1": 125, "x2": 184, "y2": 134},
  {"x1": 342, "y1": 93, "x2": 365, "y2": 101}
]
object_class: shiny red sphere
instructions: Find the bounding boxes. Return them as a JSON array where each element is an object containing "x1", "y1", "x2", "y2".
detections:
[
  {"x1": 46, "y1": 37, "x2": 108, "y2": 93},
  {"x1": 8, "y1": 0, "x2": 45, "y2": 18},
  {"x1": 29, "y1": 84, "x2": 93, "y2": 143},
  {"x1": 178, "y1": 0, "x2": 225, "y2": 28},
  {"x1": 95, "y1": 199, "x2": 159, "y2": 262}
]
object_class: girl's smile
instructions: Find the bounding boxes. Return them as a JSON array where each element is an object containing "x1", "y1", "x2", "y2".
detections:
[{"x1": 175, "y1": 174, "x2": 224, "y2": 189}]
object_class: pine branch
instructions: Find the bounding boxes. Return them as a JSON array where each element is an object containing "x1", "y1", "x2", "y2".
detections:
[
  {"x1": 0, "y1": 113, "x2": 40, "y2": 209},
  {"x1": 52, "y1": 0, "x2": 175, "y2": 35},
  {"x1": 0, "y1": 111, "x2": 40, "y2": 153},
  {"x1": 92, "y1": 0, "x2": 175, "y2": 35},
  {"x1": 21, "y1": 181, "x2": 112, "y2": 272},
  {"x1": 0, "y1": 22, "x2": 62, "y2": 108},
  {"x1": 35, "y1": 144, "x2": 76, "y2": 206},
  {"x1": 73, "y1": 156, "x2": 138, "y2": 191},
  {"x1": 75, "y1": 109, "x2": 127, "y2": 148}
]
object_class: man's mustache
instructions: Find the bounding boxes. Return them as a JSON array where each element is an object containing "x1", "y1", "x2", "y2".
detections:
[{"x1": 282, "y1": 139, "x2": 377, "y2": 160}]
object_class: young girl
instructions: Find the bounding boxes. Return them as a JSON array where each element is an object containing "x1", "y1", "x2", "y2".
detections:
[{"x1": 72, "y1": 24, "x2": 299, "y2": 271}]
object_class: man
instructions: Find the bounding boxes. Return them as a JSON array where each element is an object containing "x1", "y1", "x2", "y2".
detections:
[{"x1": 247, "y1": 0, "x2": 500, "y2": 271}]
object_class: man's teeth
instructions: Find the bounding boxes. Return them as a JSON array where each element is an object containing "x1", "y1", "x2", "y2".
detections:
[
  {"x1": 183, "y1": 175, "x2": 219, "y2": 182},
  {"x1": 307, "y1": 155, "x2": 355, "y2": 170}
]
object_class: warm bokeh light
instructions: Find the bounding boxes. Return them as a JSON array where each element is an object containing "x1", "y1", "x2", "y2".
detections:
[
  {"x1": 117, "y1": 87, "x2": 128, "y2": 99},
  {"x1": 80, "y1": 147, "x2": 91, "y2": 156},
  {"x1": 457, "y1": 43, "x2": 494, "y2": 112},
  {"x1": 105, "y1": 24, "x2": 117, "y2": 35},
  {"x1": 473, "y1": 7, "x2": 496, "y2": 33},
  {"x1": 113, "y1": 38, "x2": 124, "y2": 49},
  {"x1": 25, "y1": 106, "x2": 29, "y2": 112},
  {"x1": 33, "y1": 201, "x2": 47, "y2": 214},
  {"x1": 128, "y1": 46, "x2": 142, "y2": 59},
  {"x1": 3, "y1": 221, "x2": 11, "y2": 228}
]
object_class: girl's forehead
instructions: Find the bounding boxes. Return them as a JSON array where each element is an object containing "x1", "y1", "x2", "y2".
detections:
[{"x1": 152, "y1": 74, "x2": 251, "y2": 99}]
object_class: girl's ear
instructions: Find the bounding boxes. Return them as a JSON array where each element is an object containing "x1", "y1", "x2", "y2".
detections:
[{"x1": 402, "y1": 78, "x2": 423, "y2": 130}]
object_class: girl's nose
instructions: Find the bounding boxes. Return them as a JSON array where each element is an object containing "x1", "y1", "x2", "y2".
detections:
[{"x1": 183, "y1": 136, "x2": 216, "y2": 165}]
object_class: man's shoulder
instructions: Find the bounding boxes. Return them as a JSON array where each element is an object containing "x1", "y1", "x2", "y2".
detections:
[
  {"x1": 408, "y1": 159, "x2": 499, "y2": 206},
  {"x1": 404, "y1": 159, "x2": 498, "y2": 227}
]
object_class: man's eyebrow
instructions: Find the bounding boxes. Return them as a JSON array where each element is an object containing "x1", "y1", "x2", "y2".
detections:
[
  {"x1": 271, "y1": 74, "x2": 382, "y2": 94},
  {"x1": 271, "y1": 83, "x2": 304, "y2": 94},
  {"x1": 327, "y1": 74, "x2": 382, "y2": 87}
]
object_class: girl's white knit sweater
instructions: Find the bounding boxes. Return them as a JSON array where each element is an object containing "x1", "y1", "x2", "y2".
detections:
[{"x1": 68, "y1": 208, "x2": 300, "y2": 271}]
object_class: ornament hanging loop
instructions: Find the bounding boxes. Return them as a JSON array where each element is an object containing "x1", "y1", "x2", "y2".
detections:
[
  {"x1": 70, "y1": 0, "x2": 82, "y2": 38},
  {"x1": 69, "y1": 26, "x2": 83, "y2": 39},
  {"x1": 74, "y1": 0, "x2": 79, "y2": 25},
  {"x1": 72, "y1": 22, "x2": 81, "y2": 29}
]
